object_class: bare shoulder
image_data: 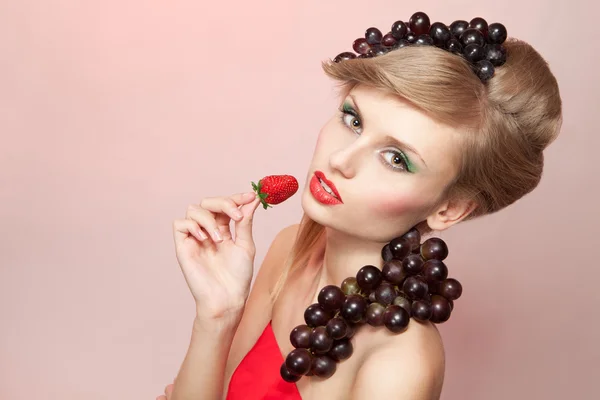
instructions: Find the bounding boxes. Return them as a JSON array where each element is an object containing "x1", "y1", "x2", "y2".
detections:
[
  {"x1": 257, "y1": 223, "x2": 300, "y2": 290},
  {"x1": 352, "y1": 322, "x2": 445, "y2": 400}
]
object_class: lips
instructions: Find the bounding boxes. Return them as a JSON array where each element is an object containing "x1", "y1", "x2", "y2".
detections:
[{"x1": 315, "y1": 170, "x2": 342, "y2": 201}]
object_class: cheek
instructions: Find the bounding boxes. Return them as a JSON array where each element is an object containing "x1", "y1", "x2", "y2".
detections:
[{"x1": 364, "y1": 189, "x2": 424, "y2": 217}]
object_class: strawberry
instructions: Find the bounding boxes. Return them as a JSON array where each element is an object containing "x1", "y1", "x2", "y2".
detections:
[{"x1": 251, "y1": 175, "x2": 299, "y2": 209}]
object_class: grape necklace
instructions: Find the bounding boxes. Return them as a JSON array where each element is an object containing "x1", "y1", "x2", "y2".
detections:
[{"x1": 280, "y1": 227, "x2": 462, "y2": 382}]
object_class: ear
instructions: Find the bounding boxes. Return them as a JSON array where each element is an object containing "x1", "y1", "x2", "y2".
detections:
[{"x1": 426, "y1": 197, "x2": 478, "y2": 232}]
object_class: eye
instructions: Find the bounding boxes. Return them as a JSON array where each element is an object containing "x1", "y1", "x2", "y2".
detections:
[
  {"x1": 381, "y1": 149, "x2": 409, "y2": 171},
  {"x1": 342, "y1": 113, "x2": 362, "y2": 133}
]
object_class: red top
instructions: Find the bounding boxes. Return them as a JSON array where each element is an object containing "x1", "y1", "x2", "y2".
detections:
[{"x1": 226, "y1": 322, "x2": 302, "y2": 400}]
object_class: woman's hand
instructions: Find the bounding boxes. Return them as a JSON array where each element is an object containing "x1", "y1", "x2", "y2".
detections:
[
  {"x1": 155, "y1": 383, "x2": 174, "y2": 400},
  {"x1": 172, "y1": 192, "x2": 261, "y2": 323}
]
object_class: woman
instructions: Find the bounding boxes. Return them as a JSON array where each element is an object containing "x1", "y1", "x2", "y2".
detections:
[{"x1": 157, "y1": 12, "x2": 562, "y2": 400}]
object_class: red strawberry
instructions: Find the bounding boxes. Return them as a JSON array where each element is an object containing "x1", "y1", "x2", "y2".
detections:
[{"x1": 251, "y1": 175, "x2": 299, "y2": 210}]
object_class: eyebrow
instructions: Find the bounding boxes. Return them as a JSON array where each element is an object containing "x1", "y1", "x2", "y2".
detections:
[{"x1": 348, "y1": 94, "x2": 428, "y2": 168}]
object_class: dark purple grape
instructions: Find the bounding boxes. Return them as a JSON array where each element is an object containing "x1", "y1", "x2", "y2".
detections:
[
  {"x1": 429, "y1": 22, "x2": 451, "y2": 47},
  {"x1": 488, "y1": 23, "x2": 507, "y2": 44},
  {"x1": 428, "y1": 280, "x2": 441, "y2": 295},
  {"x1": 446, "y1": 38, "x2": 463, "y2": 54},
  {"x1": 345, "y1": 322, "x2": 357, "y2": 339},
  {"x1": 440, "y1": 278, "x2": 463, "y2": 300},
  {"x1": 381, "y1": 244, "x2": 394, "y2": 262},
  {"x1": 420, "y1": 238, "x2": 449, "y2": 261},
  {"x1": 450, "y1": 20, "x2": 469, "y2": 39},
  {"x1": 406, "y1": 32, "x2": 417, "y2": 43},
  {"x1": 310, "y1": 326, "x2": 333, "y2": 354},
  {"x1": 341, "y1": 294, "x2": 368, "y2": 323},
  {"x1": 357, "y1": 54, "x2": 369, "y2": 59},
  {"x1": 368, "y1": 291, "x2": 377, "y2": 303},
  {"x1": 328, "y1": 338, "x2": 353, "y2": 361},
  {"x1": 382, "y1": 260, "x2": 405, "y2": 285},
  {"x1": 290, "y1": 324, "x2": 312, "y2": 349},
  {"x1": 389, "y1": 236, "x2": 411, "y2": 260},
  {"x1": 383, "y1": 305, "x2": 410, "y2": 333},
  {"x1": 375, "y1": 282, "x2": 397, "y2": 306},
  {"x1": 311, "y1": 355, "x2": 337, "y2": 378},
  {"x1": 352, "y1": 38, "x2": 371, "y2": 55},
  {"x1": 402, "y1": 227, "x2": 421, "y2": 251},
  {"x1": 318, "y1": 285, "x2": 346, "y2": 312},
  {"x1": 475, "y1": 60, "x2": 495, "y2": 82},
  {"x1": 409, "y1": 12, "x2": 431, "y2": 35},
  {"x1": 326, "y1": 317, "x2": 348, "y2": 340},
  {"x1": 415, "y1": 34, "x2": 434, "y2": 46},
  {"x1": 411, "y1": 300, "x2": 432, "y2": 321},
  {"x1": 365, "y1": 302, "x2": 386, "y2": 326},
  {"x1": 430, "y1": 295, "x2": 452, "y2": 323},
  {"x1": 460, "y1": 28, "x2": 486, "y2": 47},
  {"x1": 285, "y1": 348, "x2": 312, "y2": 375},
  {"x1": 280, "y1": 362, "x2": 302, "y2": 382},
  {"x1": 365, "y1": 27, "x2": 383, "y2": 45},
  {"x1": 368, "y1": 45, "x2": 389, "y2": 57},
  {"x1": 391, "y1": 20, "x2": 408, "y2": 39},
  {"x1": 403, "y1": 276, "x2": 429, "y2": 300},
  {"x1": 341, "y1": 277, "x2": 360, "y2": 295},
  {"x1": 448, "y1": 298, "x2": 454, "y2": 311},
  {"x1": 382, "y1": 32, "x2": 397, "y2": 47},
  {"x1": 304, "y1": 303, "x2": 331, "y2": 327},
  {"x1": 394, "y1": 39, "x2": 411, "y2": 49},
  {"x1": 402, "y1": 254, "x2": 424, "y2": 275},
  {"x1": 393, "y1": 294, "x2": 412, "y2": 316},
  {"x1": 469, "y1": 17, "x2": 489, "y2": 38},
  {"x1": 463, "y1": 44, "x2": 485, "y2": 63},
  {"x1": 485, "y1": 44, "x2": 507, "y2": 66},
  {"x1": 356, "y1": 265, "x2": 382, "y2": 291},
  {"x1": 422, "y1": 259, "x2": 449, "y2": 282},
  {"x1": 333, "y1": 52, "x2": 356, "y2": 63}
]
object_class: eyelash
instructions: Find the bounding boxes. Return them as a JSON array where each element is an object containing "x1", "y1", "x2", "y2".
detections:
[{"x1": 338, "y1": 104, "x2": 411, "y2": 172}]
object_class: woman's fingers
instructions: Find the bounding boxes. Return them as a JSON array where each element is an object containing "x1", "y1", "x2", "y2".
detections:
[
  {"x1": 165, "y1": 383, "x2": 174, "y2": 398},
  {"x1": 173, "y1": 218, "x2": 209, "y2": 245},
  {"x1": 185, "y1": 205, "x2": 225, "y2": 242},
  {"x1": 233, "y1": 196, "x2": 261, "y2": 253},
  {"x1": 200, "y1": 192, "x2": 257, "y2": 225}
]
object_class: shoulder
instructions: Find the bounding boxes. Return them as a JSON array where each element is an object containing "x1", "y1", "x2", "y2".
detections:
[{"x1": 351, "y1": 323, "x2": 445, "y2": 400}]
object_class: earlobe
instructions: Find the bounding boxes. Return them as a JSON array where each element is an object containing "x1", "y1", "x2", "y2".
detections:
[{"x1": 426, "y1": 199, "x2": 478, "y2": 231}]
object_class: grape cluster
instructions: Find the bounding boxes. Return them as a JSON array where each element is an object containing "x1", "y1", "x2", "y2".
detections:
[
  {"x1": 280, "y1": 228, "x2": 462, "y2": 383},
  {"x1": 332, "y1": 11, "x2": 508, "y2": 83}
]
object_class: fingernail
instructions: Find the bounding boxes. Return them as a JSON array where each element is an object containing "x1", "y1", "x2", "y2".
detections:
[
  {"x1": 197, "y1": 230, "x2": 208, "y2": 240},
  {"x1": 245, "y1": 192, "x2": 256, "y2": 199},
  {"x1": 233, "y1": 210, "x2": 243, "y2": 220},
  {"x1": 212, "y1": 229, "x2": 223, "y2": 241}
]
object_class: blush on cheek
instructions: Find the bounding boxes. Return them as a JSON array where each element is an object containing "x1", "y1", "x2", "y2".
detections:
[{"x1": 366, "y1": 191, "x2": 421, "y2": 217}]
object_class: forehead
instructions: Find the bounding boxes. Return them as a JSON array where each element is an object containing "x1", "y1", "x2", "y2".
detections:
[{"x1": 347, "y1": 85, "x2": 464, "y2": 175}]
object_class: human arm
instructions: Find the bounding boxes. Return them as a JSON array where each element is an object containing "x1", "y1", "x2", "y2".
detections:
[{"x1": 350, "y1": 337, "x2": 445, "y2": 400}]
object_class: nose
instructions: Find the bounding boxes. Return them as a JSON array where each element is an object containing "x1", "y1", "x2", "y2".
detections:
[{"x1": 329, "y1": 145, "x2": 358, "y2": 179}]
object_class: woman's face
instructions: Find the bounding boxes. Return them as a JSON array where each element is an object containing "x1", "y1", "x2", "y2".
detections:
[{"x1": 301, "y1": 84, "x2": 464, "y2": 242}]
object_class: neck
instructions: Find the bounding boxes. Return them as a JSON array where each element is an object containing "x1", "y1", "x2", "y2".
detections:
[{"x1": 311, "y1": 227, "x2": 387, "y2": 301}]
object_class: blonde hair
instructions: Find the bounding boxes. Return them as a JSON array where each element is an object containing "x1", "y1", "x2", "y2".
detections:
[{"x1": 272, "y1": 38, "x2": 562, "y2": 300}]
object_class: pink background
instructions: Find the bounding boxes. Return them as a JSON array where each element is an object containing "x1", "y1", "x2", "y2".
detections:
[{"x1": 1, "y1": 1, "x2": 597, "y2": 399}]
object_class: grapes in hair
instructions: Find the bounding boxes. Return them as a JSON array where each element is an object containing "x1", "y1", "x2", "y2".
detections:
[
  {"x1": 430, "y1": 22, "x2": 451, "y2": 47},
  {"x1": 290, "y1": 325, "x2": 312, "y2": 349},
  {"x1": 460, "y1": 28, "x2": 486, "y2": 47},
  {"x1": 409, "y1": 11, "x2": 431, "y2": 35},
  {"x1": 464, "y1": 44, "x2": 486, "y2": 63},
  {"x1": 488, "y1": 23, "x2": 507, "y2": 44},
  {"x1": 352, "y1": 38, "x2": 371, "y2": 55},
  {"x1": 391, "y1": 20, "x2": 408, "y2": 39},
  {"x1": 469, "y1": 17, "x2": 489, "y2": 38},
  {"x1": 365, "y1": 27, "x2": 383, "y2": 45},
  {"x1": 450, "y1": 20, "x2": 469, "y2": 38}
]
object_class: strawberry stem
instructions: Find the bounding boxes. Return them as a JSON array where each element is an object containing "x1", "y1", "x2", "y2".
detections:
[{"x1": 251, "y1": 180, "x2": 272, "y2": 210}]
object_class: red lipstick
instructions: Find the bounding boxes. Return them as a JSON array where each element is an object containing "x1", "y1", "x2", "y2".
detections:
[{"x1": 309, "y1": 171, "x2": 343, "y2": 205}]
